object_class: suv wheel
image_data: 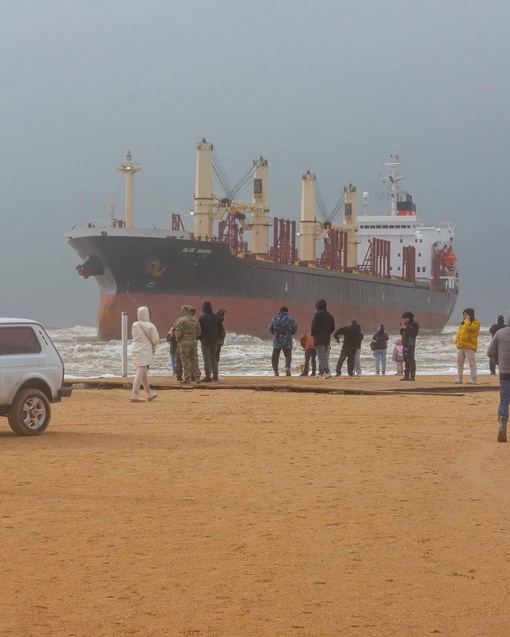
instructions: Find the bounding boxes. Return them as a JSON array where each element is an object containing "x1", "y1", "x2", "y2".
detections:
[{"x1": 8, "y1": 389, "x2": 51, "y2": 436}]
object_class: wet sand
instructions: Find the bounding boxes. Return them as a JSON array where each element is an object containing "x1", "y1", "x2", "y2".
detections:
[{"x1": 1, "y1": 374, "x2": 509, "y2": 636}]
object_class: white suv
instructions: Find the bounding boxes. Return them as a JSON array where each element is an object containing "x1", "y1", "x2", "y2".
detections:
[{"x1": 0, "y1": 318, "x2": 71, "y2": 435}]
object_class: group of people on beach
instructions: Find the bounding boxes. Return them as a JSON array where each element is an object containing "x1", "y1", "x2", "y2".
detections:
[
  {"x1": 128, "y1": 301, "x2": 510, "y2": 444},
  {"x1": 269, "y1": 300, "x2": 419, "y2": 381},
  {"x1": 129, "y1": 302, "x2": 226, "y2": 402}
]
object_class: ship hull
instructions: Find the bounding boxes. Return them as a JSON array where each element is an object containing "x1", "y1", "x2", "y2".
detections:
[{"x1": 68, "y1": 232, "x2": 458, "y2": 340}]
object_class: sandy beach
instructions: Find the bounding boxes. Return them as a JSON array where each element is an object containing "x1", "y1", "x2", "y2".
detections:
[{"x1": 1, "y1": 374, "x2": 509, "y2": 636}]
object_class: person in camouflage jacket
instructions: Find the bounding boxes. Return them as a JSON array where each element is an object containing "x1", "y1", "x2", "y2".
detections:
[{"x1": 174, "y1": 305, "x2": 202, "y2": 384}]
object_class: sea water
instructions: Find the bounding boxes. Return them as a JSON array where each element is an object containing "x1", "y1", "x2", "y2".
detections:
[{"x1": 47, "y1": 324, "x2": 495, "y2": 379}]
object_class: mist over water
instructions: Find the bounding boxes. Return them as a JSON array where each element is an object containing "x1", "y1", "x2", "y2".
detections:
[{"x1": 49, "y1": 325, "x2": 495, "y2": 379}]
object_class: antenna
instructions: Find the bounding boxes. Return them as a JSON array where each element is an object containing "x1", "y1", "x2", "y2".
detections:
[
  {"x1": 104, "y1": 203, "x2": 115, "y2": 222},
  {"x1": 384, "y1": 153, "x2": 405, "y2": 216},
  {"x1": 362, "y1": 192, "x2": 369, "y2": 216}
]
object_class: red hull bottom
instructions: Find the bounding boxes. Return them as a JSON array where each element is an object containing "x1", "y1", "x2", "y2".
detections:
[{"x1": 97, "y1": 293, "x2": 451, "y2": 340}]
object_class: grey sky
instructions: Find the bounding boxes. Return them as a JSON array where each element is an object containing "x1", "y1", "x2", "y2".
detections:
[{"x1": 1, "y1": 0, "x2": 509, "y2": 327}]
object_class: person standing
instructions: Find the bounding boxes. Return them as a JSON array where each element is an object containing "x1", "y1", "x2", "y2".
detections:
[
  {"x1": 269, "y1": 306, "x2": 297, "y2": 376},
  {"x1": 353, "y1": 321, "x2": 364, "y2": 376},
  {"x1": 166, "y1": 326, "x2": 178, "y2": 375},
  {"x1": 311, "y1": 299, "x2": 335, "y2": 379},
  {"x1": 455, "y1": 308, "x2": 480, "y2": 384},
  {"x1": 130, "y1": 306, "x2": 160, "y2": 402},
  {"x1": 399, "y1": 311, "x2": 419, "y2": 381},
  {"x1": 174, "y1": 305, "x2": 202, "y2": 385},
  {"x1": 489, "y1": 315, "x2": 506, "y2": 374},
  {"x1": 487, "y1": 312, "x2": 510, "y2": 442},
  {"x1": 392, "y1": 337, "x2": 404, "y2": 376},
  {"x1": 198, "y1": 301, "x2": 225, "y2": 382},
  {"x1": 216, "y1": 308, "x2": 227, "y2": 363},
  {"x1": 299, "y1": 333, "x2": 316, "y2": 376},
  {"x1": 371, "y1": 324, "x2": 389, "y2": 375},
  {"x1": 334, "y1": 320, "x2": 361, "y2": 377}
]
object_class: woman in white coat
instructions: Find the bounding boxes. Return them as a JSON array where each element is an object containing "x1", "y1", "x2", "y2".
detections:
[{"x1": 131, "y1": 306, "x2": 160, "y2": 402}]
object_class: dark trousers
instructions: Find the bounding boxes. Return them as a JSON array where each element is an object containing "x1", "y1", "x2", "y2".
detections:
[
  {"x1": 498, "y1": 380, "x2": 510, "y2": 421},
  {"x1": 201, "y1": 340, "x2": 219, "y2": 379},
  {"x1": 336, "y1": 348, "x2": 356, "y2": 376},
  {"x1": 404, "y1": 345, "x2": 416, "y2": 380},
  {"x1": 272, "y1": 347, "x2": 292, "y2": 373},
  {"x1": 303, "y1": 349, "x2": 316, "y2": 375}
]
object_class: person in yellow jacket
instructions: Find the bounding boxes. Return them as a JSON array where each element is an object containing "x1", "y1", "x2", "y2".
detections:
[{"x1": 455, "y1": 308, "x2": 480, "y2": 384}]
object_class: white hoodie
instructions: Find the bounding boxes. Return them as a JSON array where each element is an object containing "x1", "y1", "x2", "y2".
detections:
[{"x1": 131, "y1": 306, "x2": 160, "y2": 367}]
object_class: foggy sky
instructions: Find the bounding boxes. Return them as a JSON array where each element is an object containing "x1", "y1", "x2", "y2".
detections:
[{"x1": 2, "y1": 0, "x2": 509, "y2": 327}]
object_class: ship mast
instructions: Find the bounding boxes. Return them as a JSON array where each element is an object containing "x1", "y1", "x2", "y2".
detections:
[
  {"x1": 299, "y1": 171, "x2": 316, "y2": 262},
  {"x1": 385, "y1": 154, "x2": 405, "y2": 216},
  {"x1": 118, "y1": 151, "x2": 141, "y2": 229},
  {"x1": 193, "y1": 139, "x2": 214, "y2": 240}
]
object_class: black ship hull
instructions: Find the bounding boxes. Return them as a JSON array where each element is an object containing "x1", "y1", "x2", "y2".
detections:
[{"x1": 68, "y1": 232, "x2": 458, "y2": 340}]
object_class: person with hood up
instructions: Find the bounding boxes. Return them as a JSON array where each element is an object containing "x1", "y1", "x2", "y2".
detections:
[
  {"x1": 371, "y1": 324, "x2": 389, "y2": 375},
  {"x1": 198, "y1": 301, "x2": 225, "y2": 382},
  {"x1": 269, "y1": 306, "x2": 297, "y2": 376},
  {"x1": 311, "y1": 299, "x2": 335, "y2": 379},
  {"x1": 130, "y1": 306, "x2": 160, "y2": 402},
  {"x1": 334, "y1": 320, "x2": 362, "y2": 377},
  {"x1": 455, "y1": 308, "x2": 480, "y2": 384},
  {"x1": 174, "y1": 305, "x2": 202, "y2": 385},
  {"x1": 487, "y1": 311, "x2": 510, "y2": 442},
  {"x1": 489, "y1": 314, "x2": 507, "y2": 374},
  {"x1": 399, "y1": 311, "x2": 419, "y2": 381}
]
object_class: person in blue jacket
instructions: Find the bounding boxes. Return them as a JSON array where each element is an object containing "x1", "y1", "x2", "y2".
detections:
[{"x1": 269, "y1": 306, "x2": 297, "y2": 376}]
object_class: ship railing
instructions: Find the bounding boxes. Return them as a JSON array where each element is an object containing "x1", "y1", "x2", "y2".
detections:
[
  {"x1": 87, "y1": 219, "x2": 126, "y2": 229},
  {"x1": 415, "y1": 277, "x2": 432, "y2": 290},
  {"x1": 438, "y1": 275, "x2": 459, "y2": 293}
]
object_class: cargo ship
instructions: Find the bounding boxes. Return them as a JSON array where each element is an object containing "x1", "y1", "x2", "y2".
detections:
[{"x1": 67, "y1": 141, "x2": 459, "y2": 340}]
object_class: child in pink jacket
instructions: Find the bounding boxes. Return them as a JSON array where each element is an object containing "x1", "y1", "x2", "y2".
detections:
[{"x1": 392, "y1": 337, "x2": 404, "y2": 376}]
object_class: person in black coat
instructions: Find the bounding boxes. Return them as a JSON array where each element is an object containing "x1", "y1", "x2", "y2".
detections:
[
  {"x1": 399, "y1": 311, "x2": 419, "y2": 381},
  {"x1": 371, "y1": 324, "x2": 389, "y2": 375},
  {"x1": 334, "y1": 320, "x2": 362, "y2": 376},
  {"x1": 311, "y1": 299, "x2": 335, "y2": 378},
  {"x1": 198, "y1": 301, "x2": 225, "y2": 382}
]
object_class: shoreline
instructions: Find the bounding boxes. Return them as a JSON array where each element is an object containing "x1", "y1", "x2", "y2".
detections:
[{"x1": 65, "y1": 373, "x2": 500, "y2": 395}]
